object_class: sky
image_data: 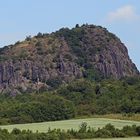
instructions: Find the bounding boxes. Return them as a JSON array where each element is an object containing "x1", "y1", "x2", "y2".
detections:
[{"x1": 0, "y1": 0, "x2": 140, "y2": 70}]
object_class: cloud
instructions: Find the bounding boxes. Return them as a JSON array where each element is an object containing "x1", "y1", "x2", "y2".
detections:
[{"x1": 107, "y1": 5, "x2": 139, "y2": 22}]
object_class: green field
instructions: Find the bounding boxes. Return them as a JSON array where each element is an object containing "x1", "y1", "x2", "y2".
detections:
[{"x1": 0, "y1": 118, "x2": 140, "y2": 133}]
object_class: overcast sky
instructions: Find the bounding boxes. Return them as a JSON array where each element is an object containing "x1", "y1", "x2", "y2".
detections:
[{"x1": 0, "y1": 0, "x2": 140, "y2": 70}]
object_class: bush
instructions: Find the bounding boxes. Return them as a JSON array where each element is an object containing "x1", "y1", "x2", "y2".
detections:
[
  {"x1": 46, "y1": 77, "x2": 62, "y2": 88},
  {"x1": 136, "y1": 126, "x2": 140, "y2": 136},
  {"x1": 11, "y1": 128, "x2": 21, "y2": 135},
  {"x1": 25, "y1": 35, "x2": 31, "y2": 41},
  {"x1": 122, "y1": 125, "x2": 137, "y2": 136},
  {"x1": 95, "y1": 128, "x2": 112, "y2": 138},
  {"x1": 79, "y1": 122, "x2": 87, "y2": 133},
  {"x1": 0, "y1": 124, "x2": 139, "y2": 139}
]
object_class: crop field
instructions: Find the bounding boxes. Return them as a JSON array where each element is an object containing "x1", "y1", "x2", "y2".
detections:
[{"x1": 0, "y1": 118, "x2": 140, "y2": 133}]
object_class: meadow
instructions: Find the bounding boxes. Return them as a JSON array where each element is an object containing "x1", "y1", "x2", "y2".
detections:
[{"x1": 1, "y1": 118, "x2": 140, "y2": 133}]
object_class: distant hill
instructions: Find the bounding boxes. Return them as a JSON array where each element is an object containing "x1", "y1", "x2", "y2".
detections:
[{"x1": 0, "y1": 24, "x2": 139, "y2": 94}]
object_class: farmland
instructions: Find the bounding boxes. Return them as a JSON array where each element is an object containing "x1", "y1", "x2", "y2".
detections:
[{"x1": 1, "y1": 118, "x2": 140, "y2": 133}]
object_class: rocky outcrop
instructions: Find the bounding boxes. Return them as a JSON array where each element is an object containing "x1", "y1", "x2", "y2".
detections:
[{"x1": 0, "y1": 24, "x2": 139, "y2": 94}]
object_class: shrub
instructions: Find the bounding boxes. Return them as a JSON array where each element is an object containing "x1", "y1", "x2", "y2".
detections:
[
  {"x1": 95, "y1": 128, "x2": 112, "y2": 138},
  {"x1": 122, "y1": 125, "x2": 137, "y2": 136},
  {"x1": 11, "y1": 128, "x2": 22, "y2": 135},
  {"x1": 79, "y1": 122, "x2": 88, "y2": 133},
  {"x1": 136, "y1": 126, "x2": 140, "y2": 136},
  {"x1": 25, "y1": 35, "x2": 31, "y2": 41}
]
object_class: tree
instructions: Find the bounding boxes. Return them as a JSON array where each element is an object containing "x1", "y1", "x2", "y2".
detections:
[
  {"x1": 79, "y1": 122, "x2": 87, "y2": 133},
  {"x1": 11, "y1": 128, "x2": 21, "y2": 135},
  {"x1": 25, "y1": 35, "x2": 31, "y2": 41},
  {"x1": 75, "y1": 24, "x2": 79, "y2": 28},
  {"x1": 36, "y1": 32, "x2": 43, "y2": 38}
]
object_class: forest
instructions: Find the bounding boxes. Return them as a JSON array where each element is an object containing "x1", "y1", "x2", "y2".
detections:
[{"x1": 0, "y1": 77, "x2": 139, "y2": 125}]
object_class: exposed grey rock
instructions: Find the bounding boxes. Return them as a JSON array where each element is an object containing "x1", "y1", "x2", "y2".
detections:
[{"x1": 0, "y1": 24, "x2": 139, "y2": 94}]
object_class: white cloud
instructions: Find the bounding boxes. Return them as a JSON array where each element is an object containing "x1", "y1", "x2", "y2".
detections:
[{"x1": 107, "y1": 5, "x2": 139, "y2": 22}]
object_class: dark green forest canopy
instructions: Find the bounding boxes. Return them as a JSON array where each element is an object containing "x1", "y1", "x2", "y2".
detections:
[{"x1": 0, "y1": 77, "x2": 140, "y2": 125}]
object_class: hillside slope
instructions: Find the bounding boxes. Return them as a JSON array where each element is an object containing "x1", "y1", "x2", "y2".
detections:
[{"x1": 0, "y1": 24, "x2": 139, "y2": 94}]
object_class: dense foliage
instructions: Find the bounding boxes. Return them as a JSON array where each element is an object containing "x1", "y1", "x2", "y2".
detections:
[
  {"x1": 0, "y1": 77, "x2": 139, "y2": 125},
  {"x1": 0, "y1": 94, "x2": 75, "y2": 124},
  {"x1": 0, "y1": 123, "x2": 139, "y2": 140},
  {"x1": 58, "y1": 78, "x2": 140, "y2": 115}
]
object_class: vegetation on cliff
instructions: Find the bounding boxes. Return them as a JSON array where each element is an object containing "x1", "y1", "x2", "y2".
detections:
[{"x1": 0, "y1": 24, "x2": 139, "y2": 94}]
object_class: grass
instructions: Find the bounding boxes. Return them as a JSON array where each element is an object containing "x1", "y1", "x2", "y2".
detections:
[{"x1": 0, "y1": 118, "x2": 140, "y2": 133}]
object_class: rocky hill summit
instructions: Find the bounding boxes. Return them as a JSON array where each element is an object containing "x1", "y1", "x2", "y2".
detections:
[{"x1": 0, "y1": 24, "x2": 139, "y2": 94}]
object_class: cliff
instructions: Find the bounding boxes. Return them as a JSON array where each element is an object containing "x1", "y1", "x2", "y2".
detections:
[{"x1": 0, "y1": 24, "x2": 139, "y2": 94}]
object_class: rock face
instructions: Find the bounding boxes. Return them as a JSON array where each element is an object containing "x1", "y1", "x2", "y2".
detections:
[{"x1": 0, "y1": 24, "x2": 139, "y2": 94}]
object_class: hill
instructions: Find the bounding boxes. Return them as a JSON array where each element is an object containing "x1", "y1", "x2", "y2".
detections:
[{"x1": 0, "y1": 24, "x2": 139, "y2": 94}]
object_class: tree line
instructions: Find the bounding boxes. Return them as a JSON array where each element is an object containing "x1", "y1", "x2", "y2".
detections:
[
  {"x1": 0, "y1": 123, "x2": 139, "y2": 140},
  {"x1": 0, "y1": 77, "x2": 140, "y2": 124}
]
